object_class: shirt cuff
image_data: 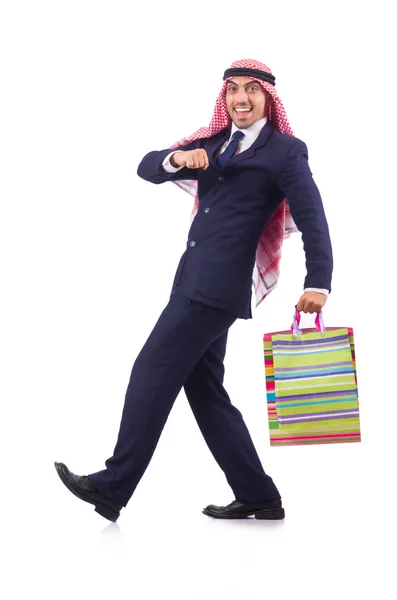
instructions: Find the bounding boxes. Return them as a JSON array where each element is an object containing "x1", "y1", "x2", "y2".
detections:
[
  {"x1": 304, "y1": 288, "x2": 329, "y2": 295},
  {"x1": 162, "y1": 151, "x2": 185, "y2": 173}
]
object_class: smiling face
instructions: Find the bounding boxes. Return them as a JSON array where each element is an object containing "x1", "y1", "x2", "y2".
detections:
[{"x1": 225, "y1": 76, "x2": 268, "y2": 129}]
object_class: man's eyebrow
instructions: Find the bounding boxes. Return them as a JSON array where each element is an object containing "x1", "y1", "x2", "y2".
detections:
[{"x1": 226, "y1": 80, "x2": 259, "y2": 87}]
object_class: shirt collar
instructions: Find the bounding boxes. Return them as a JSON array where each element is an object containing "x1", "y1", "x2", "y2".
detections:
[{"x1": 229, "y1": 116, "x2": 268, "y2": 143}]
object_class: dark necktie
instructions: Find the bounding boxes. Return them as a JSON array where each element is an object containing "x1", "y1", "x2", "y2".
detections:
[{"x1": 217, "y1": 130, "x2": 245, "y2": 169}]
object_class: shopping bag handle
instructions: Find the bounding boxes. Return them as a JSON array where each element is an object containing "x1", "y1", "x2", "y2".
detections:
[{"x1": 291, "y1": 307, "x2": 325, "y2": 339}]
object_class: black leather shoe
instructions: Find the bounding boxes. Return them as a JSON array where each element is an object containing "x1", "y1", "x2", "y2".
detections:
[
  {"x1": 202, "y1": 498, "x2": 285, "y2": 520},
  {"x1": 54, "y1": 462, "x2": 120, "y2": 522}
]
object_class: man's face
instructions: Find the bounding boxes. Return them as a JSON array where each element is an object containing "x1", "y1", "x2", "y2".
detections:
[{"x1": 225, "y1": 76, "x2": 267, "y2": 129}]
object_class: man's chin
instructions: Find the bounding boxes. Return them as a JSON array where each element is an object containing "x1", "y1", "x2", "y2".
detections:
[
  {"x1": 229, "y1": 112, "x2": 257, "y2": 129},
  {"x1": 232, "y1": 117, "x2": 253, "y2": 129}
]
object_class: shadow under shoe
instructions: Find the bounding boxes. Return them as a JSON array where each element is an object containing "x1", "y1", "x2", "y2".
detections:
[
  {"x1": 54, "y1": 462, "x2": 120, "y2": 522},
  {"x1": 202, "y1": 498, "x2": 285, "y2": 520}
]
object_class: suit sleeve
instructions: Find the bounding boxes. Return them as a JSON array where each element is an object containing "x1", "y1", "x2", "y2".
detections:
[
  {"x1": 137, "y1": 138, "x2": 202, "y2": 184},
  {"x1": 278, "y1": 139, "x2": 333, "y2": 293}
]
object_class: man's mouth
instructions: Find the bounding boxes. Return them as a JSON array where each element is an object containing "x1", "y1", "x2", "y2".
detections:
[{"x1": 234, "y1": 107, "x2": 252, "y2": 115}]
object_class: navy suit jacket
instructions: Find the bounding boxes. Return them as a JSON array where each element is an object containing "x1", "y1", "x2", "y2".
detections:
[{"x1": 137, "y1": 120, "x2": 333, "y2": 319}]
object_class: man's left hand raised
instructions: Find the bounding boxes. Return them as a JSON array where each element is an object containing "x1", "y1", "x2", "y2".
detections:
[{"x1": 296, "y1": 291, "x2": 327, "y2": 314}]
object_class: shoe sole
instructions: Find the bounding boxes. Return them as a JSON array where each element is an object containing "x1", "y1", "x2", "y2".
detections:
[
  {"x1": 54, "y1": 462, "x2": 120, "y2": 522},
  {"x1": 202, "y1": 507, "x2": 285, "y2": 520}
]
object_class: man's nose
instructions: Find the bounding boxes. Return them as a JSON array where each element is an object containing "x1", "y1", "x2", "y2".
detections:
[{"x1": 235, "y1": 90, "x2": 249, "y2": 103}]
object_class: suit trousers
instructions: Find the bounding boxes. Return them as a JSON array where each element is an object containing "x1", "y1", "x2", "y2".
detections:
[{"x1": 88, "y1": 287, "x2": 281, "y2": 510}]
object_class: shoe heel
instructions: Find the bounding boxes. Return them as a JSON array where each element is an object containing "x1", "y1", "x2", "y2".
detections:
[
  {"x1": 254, "y1": 508, "x2": 285, "y2": 520},
  {"x1": 94, "y1": 504, "x2": 120, "y2": 522}
]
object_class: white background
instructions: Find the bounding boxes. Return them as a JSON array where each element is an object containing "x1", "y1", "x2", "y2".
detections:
[{"x1": 1, "y1": 1, "x2": 396, "y2": 598}]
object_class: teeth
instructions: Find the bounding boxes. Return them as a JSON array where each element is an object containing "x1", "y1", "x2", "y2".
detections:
[{"x1": 235, "y1": 108, "x2": 251, "y2": 112}]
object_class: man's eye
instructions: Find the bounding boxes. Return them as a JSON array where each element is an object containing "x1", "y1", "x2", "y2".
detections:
[{"x1": 228, "y1": 87, "x2": 257, "y2": 92}]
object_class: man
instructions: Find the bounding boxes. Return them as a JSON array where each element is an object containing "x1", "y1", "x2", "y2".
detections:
[{"x1": 55, "y1": 59, "x2": 333, "y2": 523}]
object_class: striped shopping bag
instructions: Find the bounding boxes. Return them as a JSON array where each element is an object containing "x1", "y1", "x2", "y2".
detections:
[{"x1": 263, "y1": 308, "x2": 360, "y2": 446}]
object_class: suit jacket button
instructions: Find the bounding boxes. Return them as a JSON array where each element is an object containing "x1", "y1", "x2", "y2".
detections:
[
  {"x1": 189, "y1": 240, "x2": 197, "y2": 247},
  {"x1": 204, "y1": 207, "x2": 210, "y2": 214},
  {"x1": 218, "y1": 176, "x2": 224, "y2": 181}
]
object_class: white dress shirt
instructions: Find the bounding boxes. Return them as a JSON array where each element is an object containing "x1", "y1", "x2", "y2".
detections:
[{"x1": 161, "y1": 117, "x2": 329, "y2": 296}]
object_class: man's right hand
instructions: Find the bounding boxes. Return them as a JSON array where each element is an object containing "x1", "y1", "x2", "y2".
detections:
[{"x1": 170, "y1": 149, "x2": 209, "y2": 170}]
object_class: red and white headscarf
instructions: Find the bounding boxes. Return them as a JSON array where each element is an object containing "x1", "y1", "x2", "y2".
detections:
[{"x1": 168, "y1": 58, "x2": 299, "y2": 308}]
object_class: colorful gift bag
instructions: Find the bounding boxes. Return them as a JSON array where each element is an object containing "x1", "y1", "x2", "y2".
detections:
[{"x1": 263, "y1": 309, "x2": 360, "y2": 446}]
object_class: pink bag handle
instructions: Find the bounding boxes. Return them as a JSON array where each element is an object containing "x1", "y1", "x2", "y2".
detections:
[{"x1": 291, "y1": 306, "x2": 325, "y2": 339}]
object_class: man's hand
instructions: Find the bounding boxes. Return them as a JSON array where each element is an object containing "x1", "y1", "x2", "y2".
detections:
[
  {"x1": 171, "y1": 149, "x2": 209, "y2": 170},
  {"x1": 296, "y1": 291, "x2": 327, "y2": 314}
]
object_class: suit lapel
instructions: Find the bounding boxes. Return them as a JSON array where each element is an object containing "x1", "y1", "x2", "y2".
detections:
[
  {"x1": 227, "y1": 120, "x2": 274, "y2": 167},
  {"x1": 205, "y1": 129, "x2": 232, "y2": 170},
  {"x1": 203, "y1": 120, "x2": 275, "y2": 172}
]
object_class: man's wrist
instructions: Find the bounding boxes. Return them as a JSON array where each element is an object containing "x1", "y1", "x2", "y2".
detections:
[
  {"x1": 304, "y1": 288, "x2": 329, "y2": 295},
  {"x1": 162, "y1": 151, "x2": 184, "y2": 173},
  {"x1": 169, "y1": 152, "x2": 182, "y2": 168}
]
